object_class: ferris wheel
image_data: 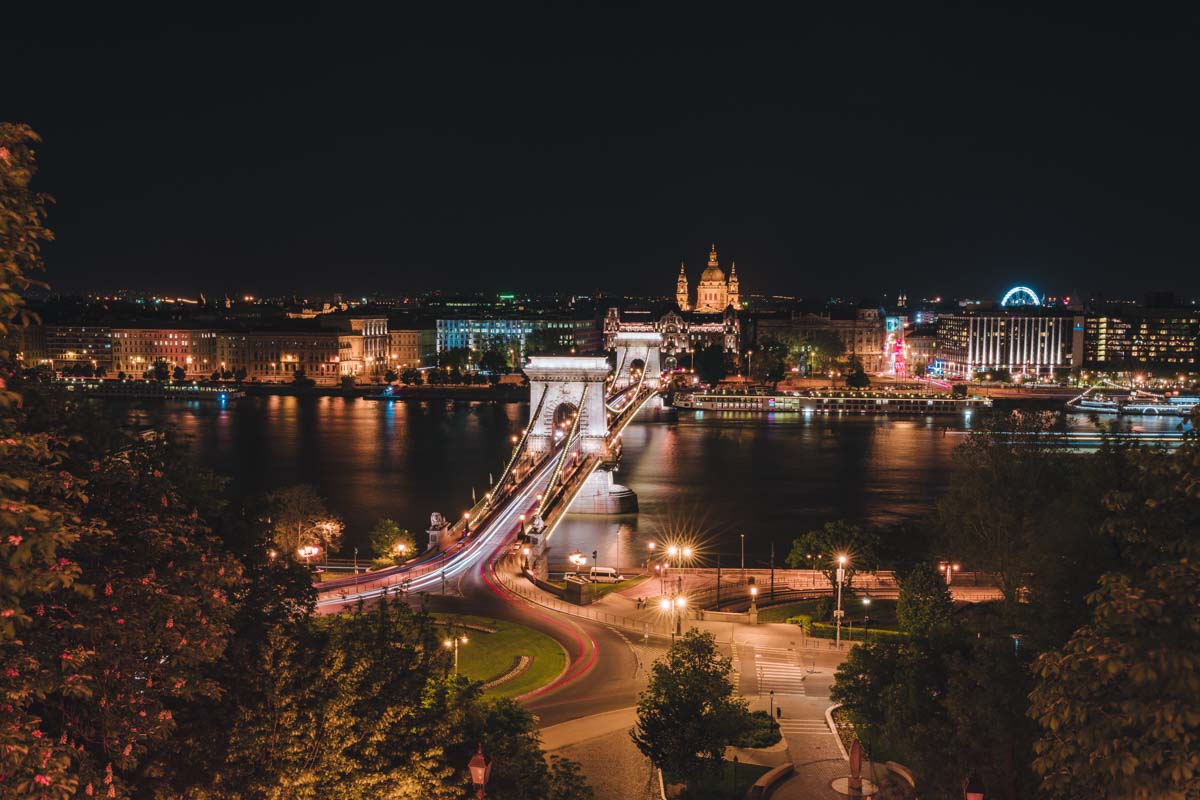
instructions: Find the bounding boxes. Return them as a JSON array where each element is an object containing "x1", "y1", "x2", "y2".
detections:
[{"x1": 1000, "y1": 285, "x2": 1041, "y2": 307}]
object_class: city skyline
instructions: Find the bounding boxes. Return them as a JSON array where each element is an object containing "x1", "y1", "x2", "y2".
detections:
[{"x1": 6, "y1": 4, "x2": 1199, "y2": 298}]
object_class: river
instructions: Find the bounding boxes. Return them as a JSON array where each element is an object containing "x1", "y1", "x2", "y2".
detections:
[{"x1": 149, "y1": 396, "x2": 1182, "y2": 564}]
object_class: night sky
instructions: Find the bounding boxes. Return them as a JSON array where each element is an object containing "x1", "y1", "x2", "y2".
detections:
[{"x1": 6, "y1": 3, "x2": 1199, "y2": 300}]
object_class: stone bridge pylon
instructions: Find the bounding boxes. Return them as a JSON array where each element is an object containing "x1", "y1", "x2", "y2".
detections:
[
  {"x1": 612, "y1": 331, "x2": 663, "y2": 389},
  {"x1": 523, "y1": 356, "x2": 613, "y2": 457}
]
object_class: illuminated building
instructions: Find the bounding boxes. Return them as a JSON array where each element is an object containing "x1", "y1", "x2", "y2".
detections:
[
  {"x1": 319, "y1": 316, "x2": 389, "y2": 378},
  {"x1": 215, "y1": 329, "x2": 343, "y2": 384},
  {"x1": 755, "y1": 308, "x2": 887, "y2": 372},
  {"x1": 436, "y1": 316, "x2": 599, "y2": 359},
  {"x1": 934, "y1": 310, "x2": 1082, "y2": 378},
  {"x1": 110, "y1": 326, "x2": 216, "y2": 378},
  {"x1": 41, "y1": 325, "x2": 113, "y2": 371},
  {"x1": 388, "y1": 326, "x2": 436, "y2": 369},
  {"x1": 1083, "y1": 308, "x2": 1199, "y2": 372},
  {"x1": 676, "y1": 244, "x2": 741, "y2": 313}
]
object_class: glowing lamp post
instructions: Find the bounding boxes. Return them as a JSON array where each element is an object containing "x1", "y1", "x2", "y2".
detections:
[
  {"x1": 522, "y1": 546, "x2": 531, "y2": 570},
  {"x1": 463, "y1": 511, "x2": 471, "y2": 534},
  {"x1": 468, "y1": 745, "x2": 492, "y2": 799},
  {"x1": 941, "y1": 561, "x2": 961, "y2": 585},
  {"x1": 963, "y1": 772, "x2": 985, "y2": 800},
  {"x1": 444, "y1": 634, "x2": 468, "y2": 675},
  {"x1": 298, "y1": 545, "x2": 320, "y2": 568},
  {"x1": 834, "y1": 555, "x2": 847, "y2": 648}
]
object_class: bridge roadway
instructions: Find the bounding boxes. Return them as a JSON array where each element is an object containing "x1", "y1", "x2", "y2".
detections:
[{"x1": 313, "y1": 384, "x2": 661, "y2": 724}]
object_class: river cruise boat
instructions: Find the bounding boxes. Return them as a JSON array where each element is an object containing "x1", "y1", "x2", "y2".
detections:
[
  {"x1": 1067, "y1": 390, "x2": 1198, "y2": 417},
  {"x1": 673, "y1": 389, "x2": 990, "y2": 416}
]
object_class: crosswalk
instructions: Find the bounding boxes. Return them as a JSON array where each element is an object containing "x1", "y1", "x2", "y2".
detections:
[
  {"x1": 752, "y1": 645, "x2": 807, "y2": 696},
  {"x1": 775, "y1": 718, "x2": 834, "y2": 737}
]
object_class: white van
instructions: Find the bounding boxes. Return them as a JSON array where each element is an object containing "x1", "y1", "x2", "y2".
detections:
[{"x1": 589, "y1": 566, "x2": 620, "y2": 583}]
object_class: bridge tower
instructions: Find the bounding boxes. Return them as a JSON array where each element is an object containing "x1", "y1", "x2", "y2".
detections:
[
  {"x1": 523, "y1": 356, "x2": 612, "y2": 456},
  {"x1": 613, "y1": 331, "x2": 664, "y2": 389}
]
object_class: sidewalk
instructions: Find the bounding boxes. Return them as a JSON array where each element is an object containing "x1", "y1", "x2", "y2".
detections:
[{"x1": 541, "y1": 708, "x2": 658, "y2": 800}]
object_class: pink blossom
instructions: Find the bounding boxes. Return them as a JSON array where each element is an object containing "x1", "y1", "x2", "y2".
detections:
[
  {"x1": 33, "y1": 775, "x2": 50, "y2": 786},
  {"x1": 6, "y1": 536, "x2": 21, "y2": 547}
]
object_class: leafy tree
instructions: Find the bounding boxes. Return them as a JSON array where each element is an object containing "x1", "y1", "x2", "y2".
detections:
[
  {"x1": 439, "y1": 347, "x2": 471, "y2": 370},
  {"x1": 895, "y1": 562, "x2": 954, "y2": 637},
  {"x1": 631, "y1": 629, "x2": 750, "y2": 787},
  {"x1": 172, "y1": 364, "x2": 187, "y2": 382},
  {"x1": 210, "y1": 369, "x2": 221, "y2": 381},
  {"x1": 547, "y1": 756, "x2": 595, "y2": 800},
  {"x1": 524, "y1": 328, "x2": 566, "y2": 357},
  {"x1": 400, "y1": 368, "x2": 422, "y2": 385},
  {"x1": 693, "y1": 343, "x2": 726, "y2": 386},
  {"x1": 383, "y1": 368, "x2": 398, "y2": 384},
  {"x1": 801, "y1": 329, "x2": 845, "y2": 373},
  {"x1": 233, "y1": 366, "x2": 247, "y2": 382},
  {"x1": 266, "y1": 484, "x2": 344, "y2": 556},
  {"x1": 369, "y1": 518, "x2": 417, "y2": 563},
  {"x1": 0, "y1": 123, "x2": 89, "y2": 797},
  {"x1": 1028, "y1": 415, "x2": 1200, "y2": 800},
  {"x1": 478, "y1": 349, "x2": 511, "y2": 374},
  {"x1": 149, "y1": 359, "x2": 170, "y2": 381},
  {"x1": 339, "y1": 374, "x2": 356, "y2": 389},
  {"x1": 845, "y1": 356, "x2": 871, "y2": 388},
  {"x1": 750, "y1": 336, "x2": 789, "y2": 383},
  {"x1": 116, "y1": 370, "x2": 127, "y2": 381},
  {"x1": 292, "y1": 369, "x2": 314, "y2": 388},
  {"x1": 785, "y1": 520, "x2": 880, "y2": 589}
]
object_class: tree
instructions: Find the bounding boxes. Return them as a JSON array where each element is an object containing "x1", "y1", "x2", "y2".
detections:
[
  {"x1": 0, "y1": 123, "x2": 89, "y2": 797},
  {"x1": 383, "y1": 368, "x2": 398, "y2": 384},
  {"x1": 1028, "y1": 414, "x2": 1200, "y2": 800},
  {"x1": 369, "y1": 518, "x2": 417, "y2": 564},
  {"x1": 524, "y1": 328, "x2": 565, "y2": 357},
  {"x1": 785, "y1": 520, "x2": 880, "y2": 589},
  {"x1": 694, "y1": 343, "x2": 726, "y2": 386},
  {"x1": 233, "y1": 366, "x2": 247, "y2": 382},
  {"x1": 340, "y1": 374, "x2": 356, "y2": 389},
  {"x1": 172, "y1": 364, "x2": 187, "y2": 382},
  {"x1": 439, "y1": 347, "x2": 471, "y2": 370},
  {"x1": 895, "y1": 562, "x2": 954, "y2": 637},
  {"x1": 846, "y1": 356, "x2": 871, "y2": 388},
  {"x1": 750, "y1": 336, "x2": 789, "y2": 383},
  {"x1": 292, "y1": 368, "x2": 314, "y2": 388},
  {"x1": 938, "y1": 411, "x2": 1077, "y2": 606},
  {"x1": 803, "y1": 329, "x2": 845, "y2": 373},
  {"x1": 478, "y1": 349, "x2": 511, "y2": 374},
  {"x1": 631, "y1": 629, "x2": 750, "y2": 787},
  {"x1": 149, "y1": 359, "x2": 170, "y2": 381},
  {"x1": 266, "y1": 485, "x2": 344, "y2": 556},
  {"x1": 400, "y1": 368, "x2": 422, "y2": 385},
  {"x1": 211, "y1": 369, "x2": 221, "y2": 381}
]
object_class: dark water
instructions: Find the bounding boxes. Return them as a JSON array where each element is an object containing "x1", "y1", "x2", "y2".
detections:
[{"x1": 151, "y1": 396, "x2": 1181, "y2": 562}]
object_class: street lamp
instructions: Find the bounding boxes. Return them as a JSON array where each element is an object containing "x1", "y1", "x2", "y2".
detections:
[
  {"x1": 740, "y1": 533, "x2": 745, "y2": 575},
  {"x1": 834, "y1": 554, "x2": 848, "y2": 648},
  {"x1": 463, "y1": 511, "x2": 471, "y2": 534},
  {"x1": 468, "y1": 745, "x2": 492, "y2": 799},
  {"x1": 750, "y1": 585, "x2": 758, "y2": 613},
  {"x1": 941, "y1": 561, "x2": 961, "y2": 585},
  {"x1": 661, "y1": 594, "x2": 686, "y2": 639},
  {"x1": 522, "y1": 546, "x2": 531, "y2": 570},
  {"x1": 298, "y1": 545, "x2": 320, "y2": 567},
  {"x1": 862, "y1": 596, "x2": 872, "y2": 642},
  {"x1": 444, "y1": 634, "x2": 468, "y2": 675}
]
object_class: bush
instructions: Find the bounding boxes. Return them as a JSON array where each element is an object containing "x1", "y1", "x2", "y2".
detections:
[
  {"x1": 731, "y1": 710, "x2": 782, "y2": 748},
  {"x1": 786, "y1": 614, "x2": 813, "y2": 634},
  {"x1": 813, "y1": 595, "x2": 833, "y2": 621}
]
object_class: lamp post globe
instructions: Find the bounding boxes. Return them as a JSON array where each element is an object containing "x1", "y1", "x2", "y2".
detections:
[{"x1": 469, "y1": 745, "x2": 492, "y2": 799}]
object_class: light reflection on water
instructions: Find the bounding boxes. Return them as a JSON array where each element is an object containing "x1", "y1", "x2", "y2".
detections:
[{"x1": 150, "y1": 398, "x2": 1183, "y2": 560}]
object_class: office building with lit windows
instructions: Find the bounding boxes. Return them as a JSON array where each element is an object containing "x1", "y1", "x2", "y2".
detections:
[
  {"x1": 934, "y1": 310, "x2": 1083, "y2": 379},
  {"x1": 1083, "y1": 308, "x2": 1199, "y2": 373}
]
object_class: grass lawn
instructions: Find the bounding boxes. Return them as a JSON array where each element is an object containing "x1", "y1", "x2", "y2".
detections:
[
  {"x1": 756, "y1": 598, "x2": 902, "y2": 641},
  {"x1": 665, "y1": 760, "x2": 772, "y2": 799},
  {"x1": 546, "y1": 575, "x2": 650, "y2": 599},
  {"x1": 434, "y1": 614, "x2": 565, "y2": 699}
]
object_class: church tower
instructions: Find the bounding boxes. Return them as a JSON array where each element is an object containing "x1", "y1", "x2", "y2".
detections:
[
  {"x1": 727, "y1": 261, "x2": 740, "y2": 309},
  {"x1": 675, "y1": 261, "x2": 690, "y2": 310},
  {"x1": 695, "y1": 243, "x2": 728, "y2": 313}
]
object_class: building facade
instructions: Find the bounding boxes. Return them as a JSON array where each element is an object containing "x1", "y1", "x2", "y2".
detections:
[
  {"x1": 42, "y1": 325, "x2": 113, "y2": 372},
  {"x1": 216, "y1": 330, "x2": 344, "y2": 384},
  {"x1": 1083, "y1": 309, "x2": 1199, "y2": 373},
  {"x1": 320, "y1": 316, "x2": 389, "y2": 378},
  {"x1": 388, "y1": 327, "x2": 437, "y2": 370},
  {"x1": 755, "y1": 309, "x2": 888, "y2": 373},
  {"x1": 676, "y1": 244, "x2": 741, "y2": 313},
  {"x1": 603, "y1": 305, "x2": 741, "y2": 365},
  {"x1": 110, "y1": 327, "x2": 216, "y2": 378},
  {"x1": 934, "y1": 311, "x2": 1082, "y2": 378},
  {"x1": 436, "y1": 317, "x2": 599, "y2": 360}
]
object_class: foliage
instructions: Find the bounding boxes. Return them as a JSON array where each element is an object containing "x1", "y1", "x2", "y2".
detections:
[
  {"x1": 785, "y1": 520, "x2": 879, "y2": 588},
  {"x1": 439, "y1": 347, "x2": 471, "y2": 370},
  {"x1": 265, "y1": 484, "x2": 344, "y2": 556},
  {"x1": 895, "y1": 562, "x2": 954, "y2": 637},
  {"x1": 845, "y1": 356, "x2": 870, "y2": 388},
  {"x1": 1028, "y1": 414, "x2": 1200, "y2": 800},
  {"x1": 478, "y1": 349, "x2": 511, "y2": 374},
  {"x1": 172, "y1": 365, "x2": 186, "y2": 382},
  {"x1": 368, "y1": 517, "x2": 417, "y2": 563},
  {"x1": 693, "y1": 344, "x2": 726, "y2": 386},
  {"x1": 750, "y1": 337, "x2": 789, "y2": 383},
  {"x1": 523, "y1": 328, "x2": 568, "y2": 357},
  {"x1": 631, "y1": 629, "x2": 751, "y2": 786},
  {"x1": 292, "y1": 369, "x2": 315, "y2": 387},
  {"x1": 400, "y1": 367, "x2": 423, "y2": 385},
  {"x1": 799, "y1": 329, "x2": 844, "y2": 373},
  {"x1": 730, "y1": 710, "x2": 782, "y2": 748},
  {"x1": 149, "y1": 359, "x2": 170, "y2": 381},
  {"x1": 384, "y1": 368, "x2": 398, "y2": 383}
]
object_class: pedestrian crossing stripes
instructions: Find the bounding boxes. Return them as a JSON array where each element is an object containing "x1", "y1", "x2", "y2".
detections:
[
  {"x1": 753, "y1": 646, "x2": 806, "y2": 696},
  {"x1": 775, "y1": 719, "x2": 834, "y2": 736}
]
